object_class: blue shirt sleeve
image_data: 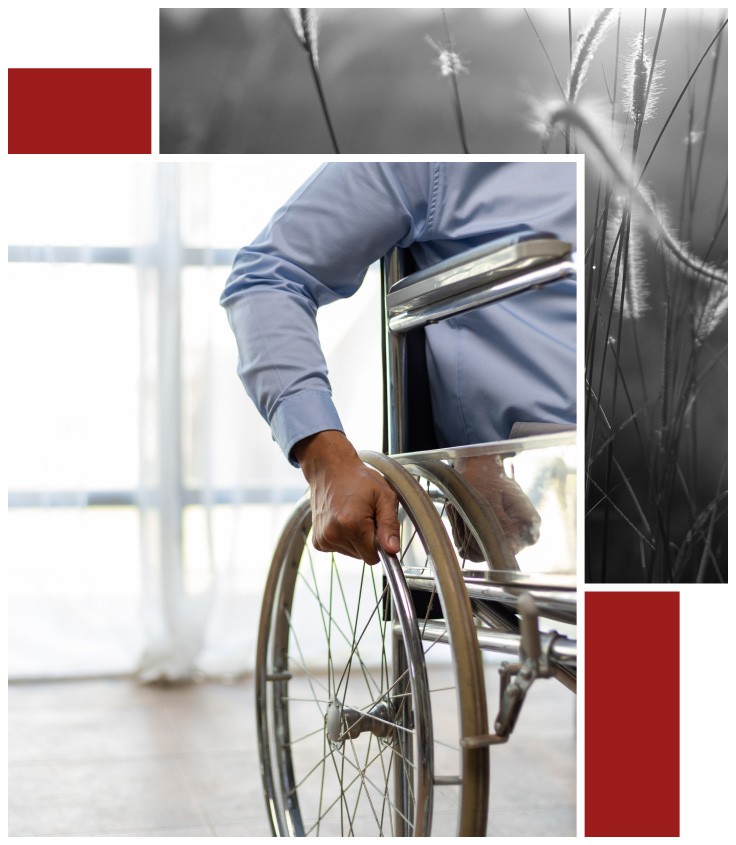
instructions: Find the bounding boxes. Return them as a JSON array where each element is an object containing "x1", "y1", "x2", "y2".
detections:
[{"x1": 220, "y1": 162, "x2": 436, "y2": 466}]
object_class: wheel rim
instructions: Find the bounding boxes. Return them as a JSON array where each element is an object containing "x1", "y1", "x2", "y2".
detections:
[
  {"x1": 261, "y1": 507, "x2": 432, "y2": 836},
  {"x1": 256, "y1": 456, "x2": 490, "y2": 837}
]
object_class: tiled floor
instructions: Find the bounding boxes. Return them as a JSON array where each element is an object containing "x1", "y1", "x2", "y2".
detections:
[{"x1": 8, "y1": 668, "x2": 576, "y2": 837}]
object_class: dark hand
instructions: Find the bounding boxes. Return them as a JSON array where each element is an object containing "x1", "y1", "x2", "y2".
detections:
[
  {"x1": 293, "y1": 431, "x2": 401, "y2": 565},
  {"x1": 449, "y1": 455, "x2": 541, "y2": 560}
]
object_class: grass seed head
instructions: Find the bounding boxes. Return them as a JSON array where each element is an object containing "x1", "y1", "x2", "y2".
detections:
[
  {"x1": 695, "y1": 286, "x2": 728, "y2": 345},
  {"x1": 567, "y1": 8, "x2": 620, "y2": 102},
  {"x1": 425, "y1": 35, "x2": 468, "y2": 77},
  {"x1": 288, "y1": 8, "x2": 319, "y2": 64},
  {"x1": 605, "y1": 194, "x2": 650, "y2": 320},
  {"x1": 622, "y1": 32, "x2": 665, "y2": 124}
]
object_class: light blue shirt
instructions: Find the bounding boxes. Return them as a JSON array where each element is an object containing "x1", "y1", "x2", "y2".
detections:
[{"x1": 221, "y1": 162, "x2": 576, "y2": 465}]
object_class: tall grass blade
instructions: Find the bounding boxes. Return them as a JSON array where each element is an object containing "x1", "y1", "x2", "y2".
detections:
[
  {"x1": 637, "y1": 17, "x2": 728, "y2": 182},
  {"x1": 524, "y1": 9, "x2": 566, "y2": 98},
  {"x1": 286, "y1": 8, "x2": 340, "y2": 153},
  {"x1": 692, "y1": 11, "x2": 727, "y2": 213}
]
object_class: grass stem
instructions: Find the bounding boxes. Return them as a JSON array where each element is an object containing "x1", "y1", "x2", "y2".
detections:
[
  {"x1": 287, "y1": 8, "x2": 341, "y2": 153},
  {"x1": 441, "y1": 9, "x2": 470, "y2": 153},
  {"x1": 307, "y1": 55, "x2": 340, "y2": 153}
]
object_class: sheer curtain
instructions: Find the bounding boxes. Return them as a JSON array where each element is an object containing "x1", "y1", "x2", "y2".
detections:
[
  {"x1": 7, "y1": 159, "x2": 383, "y2": 681},
  {"x1": 7, "y1": 160, "x2": 157, "y2": 678}
]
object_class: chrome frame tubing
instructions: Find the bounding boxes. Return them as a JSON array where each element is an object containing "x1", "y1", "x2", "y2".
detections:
[
  {"x1": 402, "y1": 567, "x2": 576, "y2": 625},
  {"x1": 391, "y1": 429, "x2": 576, "y2": 464},
  {"x1": 383, "y1": 244, "x2": 574, "y2": 456},
  {"x1": 412, "y1": 620, "x2": 576, "y2": 666}
]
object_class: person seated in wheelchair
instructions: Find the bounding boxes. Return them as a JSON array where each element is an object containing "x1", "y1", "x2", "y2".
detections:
[{"x1": 221, "y1": 162, "x2": 576, "y2": 565}]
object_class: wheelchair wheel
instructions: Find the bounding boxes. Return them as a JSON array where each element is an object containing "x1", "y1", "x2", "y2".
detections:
[{"x1": 256, "y1": 453, "x2": 489, "y2": 836}]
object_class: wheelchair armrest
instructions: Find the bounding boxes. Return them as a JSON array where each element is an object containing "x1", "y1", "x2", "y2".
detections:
[{"x1": 386, "y1": 236, "x2": 574, "y2": 334}]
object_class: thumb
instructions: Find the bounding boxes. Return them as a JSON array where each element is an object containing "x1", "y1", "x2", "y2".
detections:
[{"x1": 374, "y1": 487, "x2": 401, "y2": 555}]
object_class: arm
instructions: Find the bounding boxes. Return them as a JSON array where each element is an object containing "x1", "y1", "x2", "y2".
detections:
[
  {"x1": 220, "y1": 163, "x2": 433, "y2": 561},
  {"x1": 220, "y1": 162, "x2": 433, "y2": 464}
]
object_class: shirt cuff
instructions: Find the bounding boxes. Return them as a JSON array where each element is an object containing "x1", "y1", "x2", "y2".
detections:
[{"x1": 270, "y1": 390, "x2": 346, "y2": 467}]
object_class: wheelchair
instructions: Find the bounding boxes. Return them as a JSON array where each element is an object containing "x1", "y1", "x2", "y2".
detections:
[{"x1": 255, "y1": 235, "x2": 578, "y2": 836}]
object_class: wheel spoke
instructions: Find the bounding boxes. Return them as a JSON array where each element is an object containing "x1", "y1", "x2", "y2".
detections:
[
  {"x1": 296, "y1": 565, "x2": 385, "y2": 704},
  {"x1": 284, "y1": 650, "x2": 329, "y2": 696},
  {"x1": 422, "y1": 624, "x2": 449, "y2": 656},
  {"x1": 369, "y1": 566, "x2": 390, "y2": 709},
  {"x1": 351, "y1": 664, "x2": 411, "y2": 722},
  {"x1": 336, "y1": 568, "x2": 360, "y2": 739},
  {"x1": 328, "y1": 554, "x2": 336, "y2": 698},
  {"x1": 391, "y1": 685, "x2": 456, "y2": 698},
  {"x1": 316, "y1": 730, "x2": 328, "y2": 837},
  {"x1": 384, "y1": 736, "x2": 417, "y2": 770},
  {"x1": 305, "y1": 541, "x2": 336, "y2": 701},
  {"x1": 337, "y1": 727, "x2": 349, "y2": 835},
  {"x1": 333, "y1": 582, "x2": 389, "y2": 699},
  {"x1": 347, "y1": 732, "x2": 375, "y2": 831},
  {"x1": 326, "y1": 744, "x2": 356, "y2": 837},
  {"x1": 303, "y1": 742, "x2": 405, "y2": 836},
  {"x1": 283, "y1": 607, "x2": 331, "y2": 709},
  {"x1": 433, "y1": 736, "x2": 461, "y2": 753},
  {"x1": 345, "y1": 732, "x2": 382, "y2": 833},
  {"x1": 391, "y1": 697, "x2": 417, "y2": 814},
  {"x1": 295, "y1": 569, "x2": 355, "y2": 653},
  {"x1": 400, "y1": 524, "x2": 419, "y2": 564},
  {"x1": 333, "y1": 563, "x2": 384, "y2": 705},
  {"x1": 280, "y1": 725, "x2": 329, "y2": 748},
  {"x1": 374, "y1": 736, "x2": 396, "y2": 837},
  {"x1": 287, "y1": 748, "x2": 341, "y2": 797},
  {"x1": 433, "y1": 784, "x2": 459, "y2": 810},
  {"x1": 379, "y1": 741, "x2": 396, "y2": 836},
  {"x1": 336, "y1": 743, "x2": 415, "y2": 830},
  {"x1": 420, "y1": 580, "x2": 438, "y2": 638}
]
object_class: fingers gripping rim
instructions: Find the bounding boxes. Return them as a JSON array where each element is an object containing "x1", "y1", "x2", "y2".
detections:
[{"x1": 359, "y1": 451, "x2": 490, "y2": 837}]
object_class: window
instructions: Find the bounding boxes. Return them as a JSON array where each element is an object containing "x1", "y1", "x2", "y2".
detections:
[{"x1": 8, "y1": 160, "x2": 383, "y2": 678}]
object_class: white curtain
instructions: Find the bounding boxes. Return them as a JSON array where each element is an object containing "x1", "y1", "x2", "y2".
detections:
[
  {"x1": 7, "y1": 159, "x2": 383, "y2": 681},
  {"x1": 7, "y1": 160, "x2": 157, "y2": 678}
]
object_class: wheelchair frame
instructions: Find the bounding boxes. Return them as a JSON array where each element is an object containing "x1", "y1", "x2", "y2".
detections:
[{"x1": 256, "y1": 238, "x2": 578, "y2": 836}]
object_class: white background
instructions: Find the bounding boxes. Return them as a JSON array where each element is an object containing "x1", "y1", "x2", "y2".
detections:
[{"x1": 2, "y1": 1, "x2": 733, "y2": 841}]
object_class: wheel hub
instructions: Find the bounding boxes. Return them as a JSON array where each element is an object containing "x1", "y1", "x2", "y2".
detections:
[{"x1": 325, "y1": 698, "x2": 393, "y2": 747}]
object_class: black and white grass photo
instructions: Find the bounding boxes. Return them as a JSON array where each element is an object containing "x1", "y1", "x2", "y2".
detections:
[{"x1": 160, "y1": 8, "x2": 728, "y2": 583}]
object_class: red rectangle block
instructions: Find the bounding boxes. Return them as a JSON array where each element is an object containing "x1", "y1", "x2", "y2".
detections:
[
  {"x1": 8, "y1": 68, "x2": 151, "y2": 154},
  {"x1": 585, "y1": 591, "x2": 680, "y2": 836}
]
